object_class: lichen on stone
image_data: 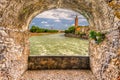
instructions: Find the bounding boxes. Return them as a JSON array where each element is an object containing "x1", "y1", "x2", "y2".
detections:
[{"x1": 108, "y1": 0, "x2": 120, "y2": 19}]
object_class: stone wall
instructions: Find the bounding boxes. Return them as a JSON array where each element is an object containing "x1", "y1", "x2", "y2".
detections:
[
  {"x1": 90, "y1": 29, "x2": 120, "y2": 80},
  {"x1": 28, "y1": 56, "x2": 90, "y2": 70},
  {"x1": 0, "y1": 27, "x2": 29, "y2": 80},
  {"x1": 64, "y1": 33, "x2": 88, "y2": 39},
  {"x1": 0, "y1": 0, "x2": 120, "y2": 80}
]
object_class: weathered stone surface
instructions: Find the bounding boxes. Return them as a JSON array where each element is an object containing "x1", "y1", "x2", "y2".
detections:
[
  {"x1": 65, "y1": 33, "x2": 88, "y2": 39},
  {"x1": 0, "y1": 0, "x2": 120, "y2": 80},
  {"x1": 20, "y1": 70, "x2": 96, "y2": 80},
  {"x1": 0, "y1": 27, "x2": 29, "y2": 80},
  {"x1": 28, "y1": 56, "x2": 90, "y2": 70}
]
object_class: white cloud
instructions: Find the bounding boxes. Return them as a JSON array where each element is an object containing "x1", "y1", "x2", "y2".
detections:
[
  {"x1": 54, "y1": 19, "x2": 61, "y2": 22},
  {"x1": 36, "y1": 8, "x2": 86, "y2": 20},
  {"x1": 41, "y1": 21, "x2": 48, "y2": 24}
]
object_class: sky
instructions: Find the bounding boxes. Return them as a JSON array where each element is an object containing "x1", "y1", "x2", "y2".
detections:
[{"x1": 29, "y1": 8, "x2": 89, "y2": 30}]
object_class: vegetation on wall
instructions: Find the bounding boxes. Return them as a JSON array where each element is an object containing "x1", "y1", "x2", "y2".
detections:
[
  {"x1": 78, "y1": 32, "x2": 86, "y2": 36},
  {"x1": 89, "y1": 30, "x2": 105, "y2": 44},
  {"x1": 30, "y1": 26, "x2": 58, "y2": 33}
]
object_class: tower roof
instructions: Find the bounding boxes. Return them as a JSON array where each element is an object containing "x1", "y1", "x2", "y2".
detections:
[{"x1": 75, "y1": 15, "x2": 78, "y2": 19}]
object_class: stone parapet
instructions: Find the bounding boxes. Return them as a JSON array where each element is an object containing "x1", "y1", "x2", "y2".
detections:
[{"x1": 28, "y1": 56, "x2": 90, "y2": 70}]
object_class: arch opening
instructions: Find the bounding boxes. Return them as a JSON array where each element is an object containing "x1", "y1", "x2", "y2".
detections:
[
  {"x1": 27, "y1": 8, "x2": 91, "y2": 70},
  {"x1": 28, "y1": 8, "x2": 90, "y2": 56}
]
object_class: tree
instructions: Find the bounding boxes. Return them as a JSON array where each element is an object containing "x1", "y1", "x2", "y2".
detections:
[
  {"x1": 30, "y1": 26, "x2": 39, "y2": 32},
  {"x1": 65, "y1": 26, "x2": 75, "y2": 33}
]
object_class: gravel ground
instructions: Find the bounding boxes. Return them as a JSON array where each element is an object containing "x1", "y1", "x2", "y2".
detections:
[{"x1": 20, "y1": 70, "x2": 96, "y2": 80}]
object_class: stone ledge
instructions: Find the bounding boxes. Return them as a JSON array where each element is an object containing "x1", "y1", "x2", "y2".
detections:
[
  {"x1": 28, "y1": 56, "x2": 90, "y2": 70},
  {"x1": 64, "y1": 33, "x2": 88, "y2": 39},
  {"x1": 20, "y1": 70, "x2": 96, "y2": 80}
]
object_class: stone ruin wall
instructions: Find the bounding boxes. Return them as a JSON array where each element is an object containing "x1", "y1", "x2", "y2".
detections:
[
  {"x1": 28, "y1": 56, "x2": 90, "y2": 70},
  {"x1": 0, "y1": 0, "x2": 120, "y2": 80}
]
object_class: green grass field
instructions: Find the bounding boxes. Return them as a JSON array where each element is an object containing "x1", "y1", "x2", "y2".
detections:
[{"x1": 29, "y1": 33, "x2": 89, "y2": 56}]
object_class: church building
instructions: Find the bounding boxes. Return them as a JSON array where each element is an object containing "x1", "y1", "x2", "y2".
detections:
[
  {"x1": 74, "y1": 15, "x2": 81, "y2": 34},
  {"x1": 74, "y1": 15, "x2": 90, "y2": 35}
]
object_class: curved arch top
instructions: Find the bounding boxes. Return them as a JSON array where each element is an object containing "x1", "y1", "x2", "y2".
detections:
[{"x1": 18, "y1": 0, "x2": 93, "y2": 30}]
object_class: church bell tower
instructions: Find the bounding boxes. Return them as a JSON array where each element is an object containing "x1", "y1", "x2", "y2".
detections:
[
  {"x1": 75, "y1": 15, "x2": 78, "y2": 28},
  {"x1": 75, "y1": 15, "x2": 79, "y2": 34}
]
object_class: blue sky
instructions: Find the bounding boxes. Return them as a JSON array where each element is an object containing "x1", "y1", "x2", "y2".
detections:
[{"x1": 29, "y1": 8, "x2": 89, "y2": 30}]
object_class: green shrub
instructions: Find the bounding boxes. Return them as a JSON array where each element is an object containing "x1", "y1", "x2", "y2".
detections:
[
  {"x1": 68, "y1": 26, "x2": 75, "y2": 33},
  {"x1": 89, "y1": 30, "x2": 97, "y2": 40},
  {"x1": 30, "y1": 25, "x2": 58, "y2": 33},
  {"x1": 77, "y1": 32, "x2": 86, "y2": 37},
  {"x1": 30, "y1": 26, "x2": 39, "y2": 32},
  {"x1": 89, "y1": 30, "x2": 105, "y2": 44},
  {"x1": 65, "y1": 30, "x2": 70, "y2": 33},
  {"x1": 65, "y1": 26, "x2": 75, "y2": 33}
]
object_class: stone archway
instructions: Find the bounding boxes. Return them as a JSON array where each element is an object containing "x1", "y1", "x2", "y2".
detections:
[{"x1": 0, "y1": 0, "x2": 119, "y2": 80}]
